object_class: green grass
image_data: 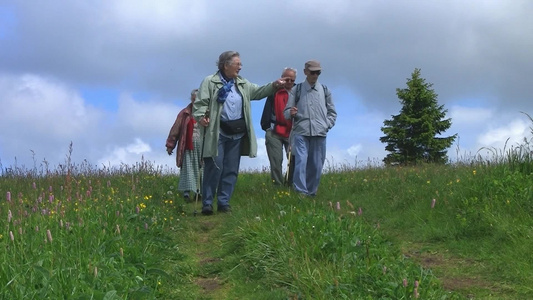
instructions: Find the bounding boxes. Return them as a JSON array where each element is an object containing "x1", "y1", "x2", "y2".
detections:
[{"x1": 1, "y1": 134, "x2": 532, "y2": 299}]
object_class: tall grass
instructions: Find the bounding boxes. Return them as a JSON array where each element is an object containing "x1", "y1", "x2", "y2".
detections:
[
  {"x1": 0, "y1": 153, "x2": 184, "y2": 299},
  {"x1": 1, "y1": 117, "x2": 532, "y2": 299}
]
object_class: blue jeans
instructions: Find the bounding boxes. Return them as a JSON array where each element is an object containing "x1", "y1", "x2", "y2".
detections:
[
  {"x1": 292, "y1": 134, "x2": 326, "y2": 196},
  {"x1": 202, "y1": 134, "x2": 242, "y2": 208}
]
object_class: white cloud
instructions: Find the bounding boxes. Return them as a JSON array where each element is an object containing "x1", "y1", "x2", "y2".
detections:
[
  {"x1": 97, "y1": 138, "x2": 151, "y2": 167},
  {"x1": 347, "y1": 144, "x2": 362, "y2": 157},
  {"x1": 116, "y1": 94, "x2": 180, "y2": 135},
  {"x1": 477, "y1": 118, "x2": 530, "y2": 148}
]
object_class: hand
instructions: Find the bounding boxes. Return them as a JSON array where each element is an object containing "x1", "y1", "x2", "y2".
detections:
[
  {"x1": 273, "y1": 77, "x2": 288, "y2": 89},
  {"x1": 200, "y1": 116, "x2": 210, "y2": 127},
  {"x1": 290, "y1": 106, "x2": 298, "y2": 117},
  {"x1": 167, "y1": 148, "x2": 173, "y2": 155}
]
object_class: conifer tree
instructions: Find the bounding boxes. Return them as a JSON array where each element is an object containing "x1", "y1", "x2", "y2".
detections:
[{"x1": 380, "y1": 68, "x2": 457, "y2": 165}]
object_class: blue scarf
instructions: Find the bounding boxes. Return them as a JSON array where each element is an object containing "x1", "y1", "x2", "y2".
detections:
[{"x1": 217, "y1": 72, "x2": 234, "y2": 103}]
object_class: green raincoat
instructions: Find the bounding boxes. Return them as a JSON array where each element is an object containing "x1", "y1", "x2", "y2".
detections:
[{"x1": 193, "y1": 72, "x2": 275, "y2": 158}]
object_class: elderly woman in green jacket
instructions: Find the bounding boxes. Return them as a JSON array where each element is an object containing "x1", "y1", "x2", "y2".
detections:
[{"x1": 193, "y1": 50, "x2": 286, "y2": 215}]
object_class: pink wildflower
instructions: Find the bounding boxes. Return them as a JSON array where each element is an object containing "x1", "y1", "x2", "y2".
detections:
[
  {"x1": 49, "y1": 194, "x2": 54, "y2": 204},
  {"x1": 358, "y1": 207, "x2": 363, "y2": 216},
  {"x1": 431, "y1": 198, "x2": 436, "y2": 209},
  {"x1": 49, "y1": 186, "x2": 53, "y2": 192},
  {"x1": 136, "y1": 206, "x2": 140, "y2": 214},
  {"x1": 6, "y1": 191, "x2": 11, "y2": 202},
  {"x1": 32, "y1": 182, "x2": 36, "y2": 189},
  {"x1": 336, "y1": 202, "x2": 341, "y2": 210},
  {"x1": 402, "y1": 278, "x2": 408, "y2": 287},
  {"x1": 9, "y1": 231, "x2": 14, "y2": 241},
  {"x1": 8, "y1": 210, "x2": 12, "y2": 223}
]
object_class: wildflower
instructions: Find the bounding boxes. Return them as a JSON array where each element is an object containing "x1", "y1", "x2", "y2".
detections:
[
  {"x1": 255, "y1": 216, "x2": 261, "y2": 222},
  {"x1": 116, "y1": 224, "x2": 121, "y2": 234},
  {"x1": 107, "y1": 180, "x2": 111, "y2": 187},
  {"x1": 49, "y1": 186, "x2": 53, "y2": 192},
  {"x1": 358, "y1": 207, "x2": 363, "y2": 216},
  {"x1": 6, "y1": 191, "x2": 11, "y2": 202},
  {"x1": 94, "y1": 266, "x2": 98, "y2": 277},
  {"x1": 46, "y1": 229, "x2": 53, "y2": 243},
  {"x1": 473, "y1": 170, "x2": 476, "y2": 175},
  {"x1": 35, "y1": 225, "x2": 39, "y2": 232},
  {"x1": 280, "y1": 210, "x2": 286, "y2": 216},
  {"x1": 10, "y1": 231, "x2": 14, "y2": 241},
  {"x1": 116, "y1": 210, "x2": 120, "y2": 217},
  {"x1": 431, "y1": 198, "x2": 436, "y2": 209},
  {"x1": 18, "y1": 227, "x2": 22, "y2": 235},
  {"x1": 120, "y1": 247, "x2": 124, "y2": 257},
  {"x1": 136, "y1": 206, "x2": 140, "y2": 214},
  {"x1": 32, "y1": 182, "x2": 36, "y2": 189},
  {"x1": 8, "y1": 210, "x2": 12, "y2": 223},
  {"x1": 414, "y1": 280, "x2": 420, "y2": 298},
  {"x1": 403, "y1": 278, "x2": 408, "y2": 287},
  {"x1": 426, "y1": 180, "x2": 430, "y2": 184},
  {"x1": 49, "y1": 194, "x2": 54, "y2": 204},
  {"x1": 382, "y1": 266, "x2": 387, "y2": 274},
  {"x1": 336, "y1": 202, "x2": 341, "y2": 210}
]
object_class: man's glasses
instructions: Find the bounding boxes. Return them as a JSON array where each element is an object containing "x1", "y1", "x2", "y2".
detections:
[
  {"x1": 285, "y1": 79, "x2": 295, "y2": 83},
  {"x1": 310, "y1": 70, "x2": 321, "y2": 75}
]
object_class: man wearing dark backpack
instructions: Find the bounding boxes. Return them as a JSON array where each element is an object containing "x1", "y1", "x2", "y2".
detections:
[
  {"x1": 260, "y1": 67, "x2": 297, "y2": 186},
  {"x1": 283, "y1": 60, "x2": 337, "y2": 197}
]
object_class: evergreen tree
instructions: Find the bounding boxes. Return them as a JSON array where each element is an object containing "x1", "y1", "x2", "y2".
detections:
[{"x1": 380, "y1": 68, "x2": 457, "y2": 165}]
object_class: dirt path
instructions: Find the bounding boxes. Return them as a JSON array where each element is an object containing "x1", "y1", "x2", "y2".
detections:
[{"x1": 179, "y1": 213, "x2": 232, "y2": 299}]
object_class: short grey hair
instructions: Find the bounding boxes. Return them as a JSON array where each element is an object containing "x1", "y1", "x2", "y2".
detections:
[
  {"x1": 283, "y1": 67, "x2": 297, "y2": 76},
  {"x1": 190, "y1": 88, "x2": 198, "y2": 96},
  {"x1": 217, "y1": 51, "x2": 240, "y2": 71}
]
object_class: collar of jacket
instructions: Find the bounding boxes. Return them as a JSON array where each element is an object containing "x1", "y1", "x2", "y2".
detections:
[{"x1": 211, "y1": 72, "x2": 245, "y2": 85}]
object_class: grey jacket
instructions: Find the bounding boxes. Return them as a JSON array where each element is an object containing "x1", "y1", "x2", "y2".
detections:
[{"x1": 283, "y1": 80, "x2": 337, "y2": 137}]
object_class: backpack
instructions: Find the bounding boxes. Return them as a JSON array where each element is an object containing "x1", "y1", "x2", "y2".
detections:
[{"x1": 294, "y1": 83, "x2": 329, "y2": 104}]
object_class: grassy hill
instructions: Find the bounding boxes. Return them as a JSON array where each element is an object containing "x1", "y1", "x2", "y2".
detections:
[{"x1": 1, "y1": 138, "x2": 532, "y2": 299}]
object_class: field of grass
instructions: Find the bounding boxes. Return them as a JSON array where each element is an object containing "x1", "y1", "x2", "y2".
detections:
[{"x1": 1, "y1": 133, "x2": 532, "y2": 299}]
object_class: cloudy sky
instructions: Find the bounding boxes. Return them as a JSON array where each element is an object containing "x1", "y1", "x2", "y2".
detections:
[{"x1": 1, "y1": 0, "x2": 532, "y2": 173}]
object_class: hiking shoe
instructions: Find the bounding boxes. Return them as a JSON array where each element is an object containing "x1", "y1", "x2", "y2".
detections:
[
  {"x1": 201, "y1": 204, "x2": 213, "y2": 215},
  {"x1": 218, "y1": 205, "x2": 232, "y2": 213}
]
